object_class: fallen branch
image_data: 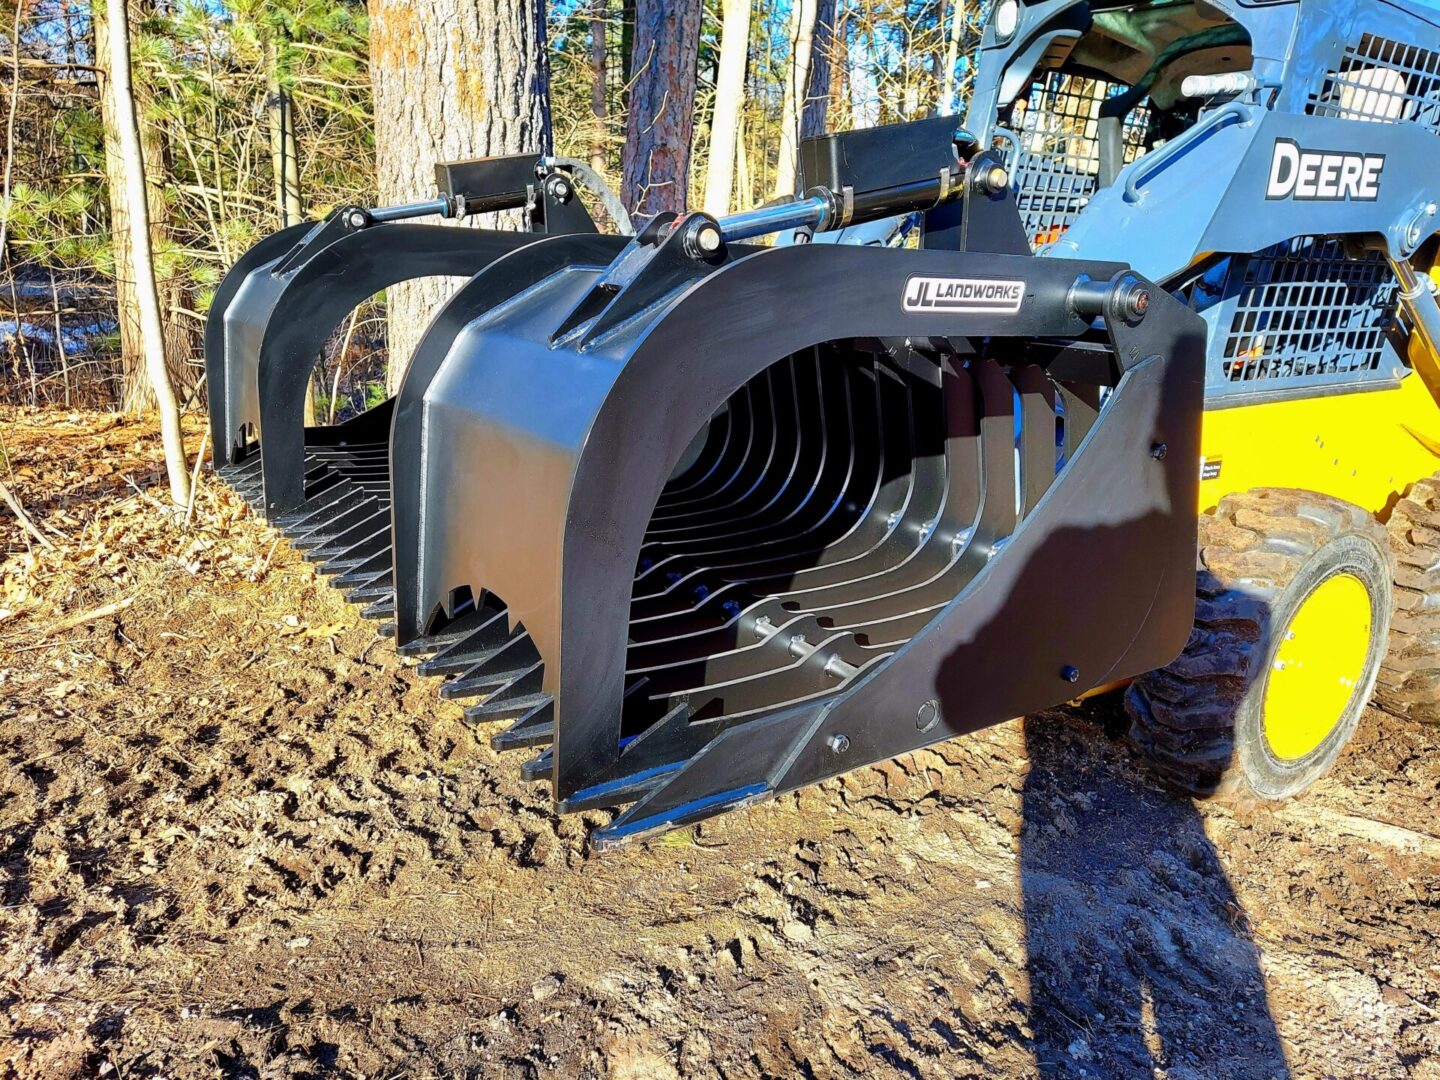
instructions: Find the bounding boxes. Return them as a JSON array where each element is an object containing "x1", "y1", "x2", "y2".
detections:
[
  {"x1": 43, "y1": 594, "x2": 136, "y2": 638},
  {"x1": 184, "y1": 430, "x2": 209, "y2": 527},
  {"x1": 0, "y1": 476, "x2": 53, "y2": 551},
  {"x1": 123, "y1": 473, "x2": 177, "y2": 514}
]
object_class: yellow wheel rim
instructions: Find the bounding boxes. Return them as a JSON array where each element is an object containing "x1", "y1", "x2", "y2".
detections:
[{"x1": 1261, "y1": 572, "x2": 1373, "y2": 762}]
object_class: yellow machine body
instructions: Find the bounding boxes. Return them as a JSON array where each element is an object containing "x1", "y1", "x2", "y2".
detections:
[
  {"x1": 1198, "y1": 368, "x2": 1440, "y2": 515},
  {"x1": 1197, "y1": 267, "x2": 1440, "y2": 513},
  {"x1": 1078, "y1": 327, "x2": 1440, "y2": 710}
]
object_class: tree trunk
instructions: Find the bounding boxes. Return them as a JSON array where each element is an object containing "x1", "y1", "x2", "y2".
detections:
[
  {"x1": 621, "y1": 0, "x2": 701, "y2": 219},
  {"x1": 589, "y1": 2, "x2": 607, "y2": 176},
  {"x1": 0, "y1": 1, "x2": 24, "y2": 267},
  {"x1": 701, "y1": 0, "x2": 750, "y2": 217},
  {"x1": 104, "y1": 0, "x2": 189, "y2": 506},
  {"x1": 800, "y1": 0, "x2": 837, "y2": 138},
  {"x1": 370, "y1": 0, "x2": 551, "y2": 395},
  {"x1": 266, "y1": 34, "x2": 309, "y2": 421},
  {"x1": 735, "y1": 110, "x2": 751, "y2": 209},
  {"x1": 773, "y1": 0, "x2": 817, "y2": 199},
  {"x1": 942, "y1": 0, "x2": 972, "y2": 115},
  {"x1": 266, "y1": 38, "x2": 303, "y2": 228},
  {"x1": 829, "y1": 7, "x2": 849, "y2": 130},
  {"x1": 620, "y1": 0, "x2": 635, "y2": 84},
  {"x1": 95, "y1": 0, "x2": 179, "y2": 415}
]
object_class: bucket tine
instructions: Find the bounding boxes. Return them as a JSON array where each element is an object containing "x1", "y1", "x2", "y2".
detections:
[
  {"x1": 1012, "y1": 364, "x2": 1059, "y2": 518},
  {"x1": 1057, "y1": 382, "x2": 1102, "y2": 462},
  {"x1": 335, "y1": 551, "x2": 395, "y2": 589},
  {"x1": 462, "y1": 661, "x2": 545, "y2": 724},
  {"x1": 490, "y1": 701, "x2": 555, "y2": 752},
  {"x1": 416, "y1": 608, "x2": 515, "y2": 676},
  {"x1": 437, "y1": 633, "x2": 541, "y2": 701}
]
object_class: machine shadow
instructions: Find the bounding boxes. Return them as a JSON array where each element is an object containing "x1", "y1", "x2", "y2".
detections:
[{"x1": 1017, "y1": 696, "x2": 1290, "y2": 1078}]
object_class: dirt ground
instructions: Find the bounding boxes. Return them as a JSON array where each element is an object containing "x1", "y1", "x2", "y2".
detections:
[{"x1": 2, "y1": 406, "x2": 1439, "y2": 1079}]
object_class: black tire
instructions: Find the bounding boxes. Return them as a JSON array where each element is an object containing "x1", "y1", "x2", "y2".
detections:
[
  {"x1": 1126, "y1": 488, "x2": 1392, "y2": 801},
  {"x1": 1377, "y1": 473, "x2": 1440, "y2": 724}
]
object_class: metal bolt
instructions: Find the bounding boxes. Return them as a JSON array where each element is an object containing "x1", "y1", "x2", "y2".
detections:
[
  {"x1": 548, "y1": 177, "x2": 573, "y2": 204},
  {"x1": 980, "y1": 164, "x2": 1010, "y2": 194},
  {"x1": 696, "y1": 224, "x2": 722, "y2": 253},
  {"x1": 1061, "y1": 665, "x2": 1081, "y2": 684},
  {"x1": 682, "y1": 218, "x2": 723, "y2": 259},
  {"x1": 1120, "y1": 282, "x2": 1152, "y2": 322},
  {"x1": 916, "y1": 699, "x2": 941, "y2": 733},
  {"x1": 827, "y1": 733, "x2": 851, "y2": 755},
  {"x1": 1150, "y1": 442, "x2": 1168, "y2": 460},
  {"x1": 345, "y1": 208, "x2": 369, "y2": 229}
]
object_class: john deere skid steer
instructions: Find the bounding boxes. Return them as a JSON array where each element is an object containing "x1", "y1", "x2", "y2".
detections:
[
  {"x1": 207, "y1": 0, "x2": 1440, "y2": 848},
  {"x1": 965, "y1": 0, "x2": 1440, "y2": 797}
]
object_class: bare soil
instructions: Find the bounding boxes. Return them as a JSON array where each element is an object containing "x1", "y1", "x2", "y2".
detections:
[{"x1": 3, "y1": 407, "x2": 1439, "y2": 1079}]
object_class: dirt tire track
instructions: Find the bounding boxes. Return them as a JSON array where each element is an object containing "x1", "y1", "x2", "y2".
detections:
[{"x1": 3, "y1": 409, "x2": 1439, "y2": 1078}]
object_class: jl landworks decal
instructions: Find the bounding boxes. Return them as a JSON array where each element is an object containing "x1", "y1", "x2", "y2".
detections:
[{"x1": 902, "y1": 276, "x2": 1026, "y2": 314}]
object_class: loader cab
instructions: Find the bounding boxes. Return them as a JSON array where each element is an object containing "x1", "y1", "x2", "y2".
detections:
[{"x1": 966, "y1": 0, "x2": 1257, "y2": 249}]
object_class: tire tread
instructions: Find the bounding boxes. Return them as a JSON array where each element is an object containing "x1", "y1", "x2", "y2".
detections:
[{"x1": 1126, "y1": 488, "x2": 1390, "y2": 795}]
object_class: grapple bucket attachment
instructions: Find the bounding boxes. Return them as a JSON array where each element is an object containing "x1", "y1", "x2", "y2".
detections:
[
  {"x1": 203, "y1": 155, "x2": 629, "y2": 612},
  {"x1": 382, "y1": 123, "x2": 1208, "y2": 847}
]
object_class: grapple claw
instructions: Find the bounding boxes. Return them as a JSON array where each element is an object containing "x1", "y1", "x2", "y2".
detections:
[{"x1": 207, "y1": 127, "x2": 1204, "y2": 849}]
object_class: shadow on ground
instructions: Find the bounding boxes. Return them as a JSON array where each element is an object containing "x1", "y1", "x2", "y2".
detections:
[{"x1": 1019, "y1": 700, "x2": 1289, "y2": 1079}]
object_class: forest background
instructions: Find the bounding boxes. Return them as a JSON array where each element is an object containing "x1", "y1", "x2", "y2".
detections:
[{"x1": 1, "y1": 0, "x2": 987, "y2": 454}]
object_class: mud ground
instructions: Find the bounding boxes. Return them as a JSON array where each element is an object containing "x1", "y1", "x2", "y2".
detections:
[{"x1": 2, "y1": 407, "x2": 1439, "y2": 1079}]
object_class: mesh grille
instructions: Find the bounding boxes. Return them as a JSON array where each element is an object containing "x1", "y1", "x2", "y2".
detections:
[
  {"x1": 1307, "y1": 33, "x2": 1440, "y2": 132},
  {"x1": 997, "y1": 71, "x2": 1150, "y2": 247},
  {"x1": 1221, "y1": 238, "x2": 1399, "y2": 384}
]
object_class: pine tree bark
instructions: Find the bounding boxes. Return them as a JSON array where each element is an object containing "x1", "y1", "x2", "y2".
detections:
[
  {"x1": 103, "y1": 0, "x2": 188, "y2": 506},
  {"x1": 95, "y1": 0, "x2": 182, "y2": 414},
  {"x1": 774, "y1": 0, "x2": 818, "y2": 199},
  {"x1": 702, "y1": 0, "x2": 751, "y2": 217},
  {"x1": 589, "y1": 2, "x2": 608, "y2": 176},
  {"x1": 370, "y1": 0, "x2": 552, "y2": 395},
  {"x1": 800, "y1": 0, "x2": 837, "y2": 138},
  {"x1": 829, "y1": 8, "x2": 850, "y2": 129},
  {"x1": 621, "y1": 0, "x2": 701, "y2": 219}
]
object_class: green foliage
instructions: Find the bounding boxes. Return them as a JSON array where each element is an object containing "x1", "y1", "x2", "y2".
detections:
[
  {"x1": 5, "y1": 0, "x2": 989, "y2": 409},
  {"x1": 364, "y1": 381, "x2": 388, "y2": 411},
  {"x1": 2, "y1": 0, "x2": 375, "y2": 405},
  {"x1": 6, "y1": 180, "x2": 108, "y2": 270}
]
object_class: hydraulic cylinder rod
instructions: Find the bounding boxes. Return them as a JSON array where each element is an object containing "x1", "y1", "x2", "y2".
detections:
[
  {"x1": 715, "y1": 178, "x2": 956, "y2": 244},
  {"x1": 1390, "y1": 255, "x2": 1440, "y2": 404}
]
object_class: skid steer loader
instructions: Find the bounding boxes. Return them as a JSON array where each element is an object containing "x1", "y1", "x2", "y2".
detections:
[
  {"x1": 964, "y1": 0, "x2": 1440, "y2": 797},
  {"x1": 206, "y1": 0, "x2": 1440, "y2": 848}
]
